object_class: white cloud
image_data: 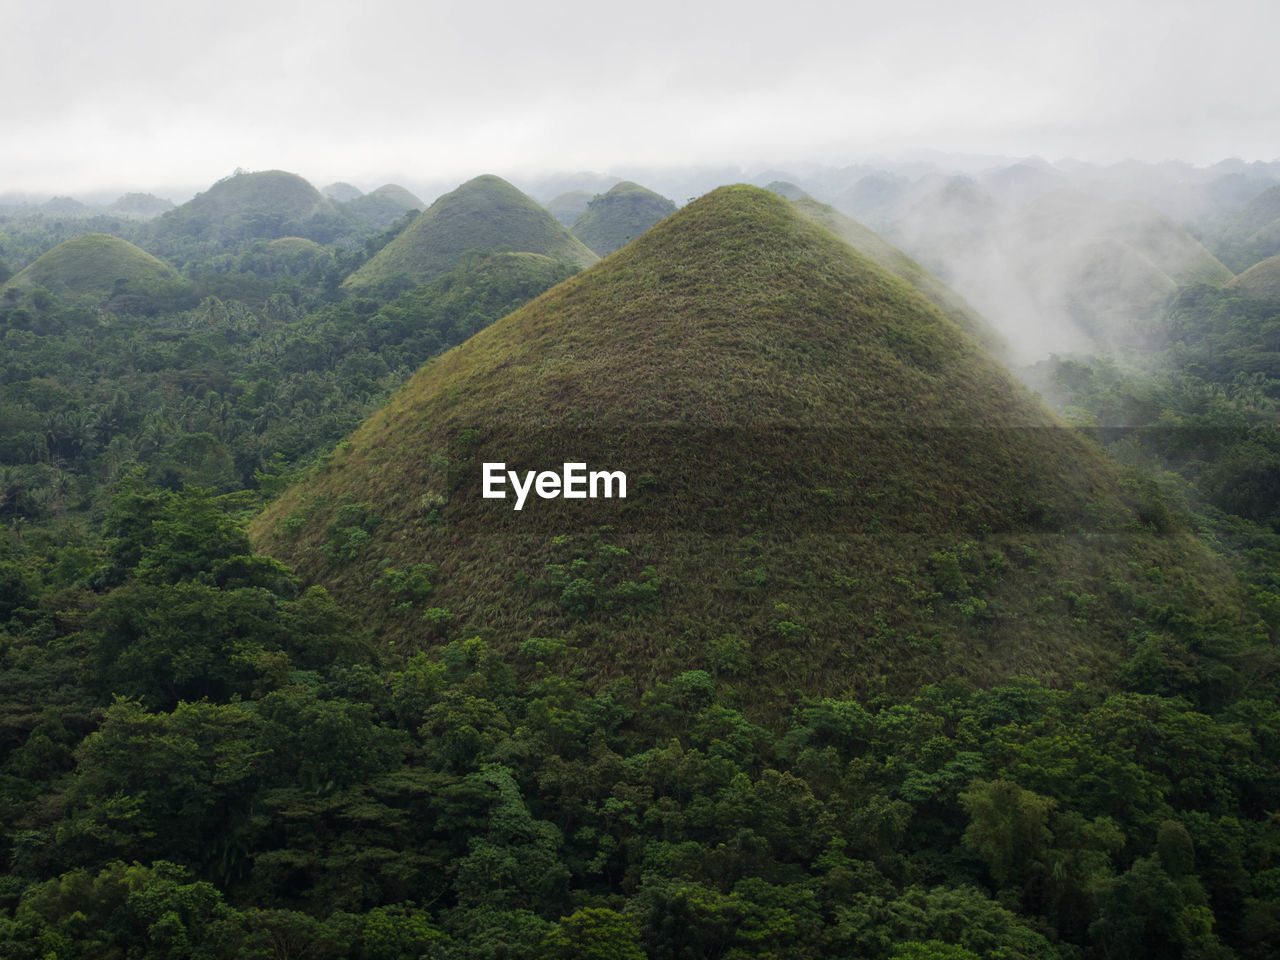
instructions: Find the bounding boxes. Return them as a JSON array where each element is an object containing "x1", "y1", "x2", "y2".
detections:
[{"x1": 3, "y1": 0, "x2": 1277, "y2": 194}]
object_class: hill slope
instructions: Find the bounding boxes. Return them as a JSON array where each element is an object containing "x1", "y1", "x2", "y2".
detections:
[
  {"x1": 343, "y1": 175, "x2": 597, "y2": 296},
  {"x1": 254, "y1": 186, "x2": 1234, "y2": 703},
  {"x1": 788, "y1": 196, "x2": 1005, "y2": 355},
  {"x1": 571, "y1": 181, "x2": 677, "y2": 255}
]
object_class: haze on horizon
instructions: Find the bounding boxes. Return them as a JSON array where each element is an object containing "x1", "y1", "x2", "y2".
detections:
[{"x1": 4, "y1": 0, "x2": 1279, "y2": 199}]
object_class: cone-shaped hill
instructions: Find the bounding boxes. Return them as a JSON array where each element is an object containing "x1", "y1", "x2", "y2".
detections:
[
  {"x1": 253, "y1": 186, "x2": 1235, "y2": 705},
  {"x1": 343, "y1": 175, "x2": 598, "y2": 296},
  {"x1": 2, "y1": 233, "x2": 184, "y2": 303},
  {"x1": 107, "y1": 192, "x2": 174, "y2": 219},
  {"x1": 150, "y1": 169, "x2": 335, "y2": 245},
  {"x1": 1227, "y1": 253, "x2": 1280, "y2": 299},
  {"x1": 323, "y1": 181, "x2": 364, "y2": 202},
  {"x1": 571, "y1": 181, "x2": 677, "y2": 256},
  {"x1": 342, "y1": 184, "x2": 425, "y2": 229}
]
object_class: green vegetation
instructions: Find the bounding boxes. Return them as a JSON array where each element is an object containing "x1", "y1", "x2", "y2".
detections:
[
  {"x1": 343, "y1": 175, "x2": 598, "y2": 297},
  {"x1": 1030, "y1": 281, "x2": 1280, "y2": 645},
  {"x1": 0, "y1": 251, "x2": 573, "y2": 538},
  {"x1": 570, "y1": 181, "x2": 676, "y2": 256},
  {"x1": 2, "y1": 491, "x2": 1276, "y2": 957}
]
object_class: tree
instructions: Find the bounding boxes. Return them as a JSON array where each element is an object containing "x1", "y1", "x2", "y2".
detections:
[{"x1": 959, "y1": 779, "x2": 1056, "y2": 891}]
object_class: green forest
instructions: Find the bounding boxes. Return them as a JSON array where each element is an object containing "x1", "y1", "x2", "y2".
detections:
[{"x1": 0, "y1": 169, "x2": 1278, "y2": 960}]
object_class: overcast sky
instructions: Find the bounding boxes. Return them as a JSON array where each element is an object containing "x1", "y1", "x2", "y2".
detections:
[{"x1": 4, "y1": 0, "x2": 1278, "y2": 198}]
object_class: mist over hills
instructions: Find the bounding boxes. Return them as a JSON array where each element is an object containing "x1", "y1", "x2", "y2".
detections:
[{"x1": 783, "y1": 194, "x2": 1004, "y2": 355}]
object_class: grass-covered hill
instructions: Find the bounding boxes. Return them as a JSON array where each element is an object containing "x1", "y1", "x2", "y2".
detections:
[
  {"x1": 148, "y1": 169, "x2": 338, "y2": 246},
  {"x1": 106, "y1": 192, "x2": 174, "y2": 219},
  {"x1": 570, "y1": 181, "x2": 677, "y2": 256},
  {"x1": 788, "y1": 195, "x2": 1005, "y2": 355},
  {"x1": 254, "y1": 185, "x2": 1235, "y2": 705},
  {"x1": 1226, "y1": 253, "x2": 1280, "y2": 299},
  {"x1": 1215, "y1": 184, "x2": 1280, "y2": 271},
  {"x1": 545, "y1": 189, "x2": 594, "y2": 226},
  {"x1": 342, "y1": 183, "x2": 425, "y2": 229},
  {"x1": 0, "y1": 233, "x2": 185, "y2": 306},
  {"x1": 342, "y1": 175, "x2": 598, "y2": 296},
  {"x1": 1011, "y1": 195, "x2": 1233, "y2": 348}
]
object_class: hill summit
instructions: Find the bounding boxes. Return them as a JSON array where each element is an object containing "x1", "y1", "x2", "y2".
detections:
[
  {"x1": 150, "y1": 169, "x2": 333, "y2": 245},
  {"x1": 254, "y1": 186, "x2": 1233, "y2": 704},
  {"x1": 342, "y1": 175, "x2": 597, "y2": 296}
]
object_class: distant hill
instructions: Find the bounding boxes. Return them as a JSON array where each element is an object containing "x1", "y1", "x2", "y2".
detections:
[
  {"x1": 107, "y1": 193, "x2": 175, "y2": 219},
  {"x1": 833, "y1": 172, "x2": 909, "y2": 228},
  {"x1": 1, "y1": 233, "x2": 185, "y2": 310},
  {"x1": 149, "y1": 169, "x2": 340, "y2": 246},
  {"x1": 1226, "y1": 253, "x2": 1280, "y2": 299},
  {"x1": 545, "y1": 190, "x2": 594, "y2": 227},
  {"x1": 879, "y1": 185, "x2": 1232, "y2": 357},
  {"x1": 323, "y1": 181, "x2": 364, "y2": 202},
  {"x1": 342, "y1": 184, "x2": 425, "y2": 230},
  {"x1": 570, "y1": 181, "x2": 676, "y2": 256},
  {"x1": 977, "y1": 161, "x2": 1069, "y2": 205},
  {"x1": 254, "y1": 186, "x2": 1233, "y2": 702},
  {"x1": 40, "y1": 196, "x2": 93, "y2": 217},
  {"x1": 342, "y1": 175, "x2": 597, "y2": 297},
  {"x1": 1215, "y1": 184, "x2": 1280, "y2": 271},
  {"x1": 763, "y1": 181, "x2": 811, "y2": 201},
  {"x1": 1007, "y1": 192, "x2": 1232, "y2": 347}
]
